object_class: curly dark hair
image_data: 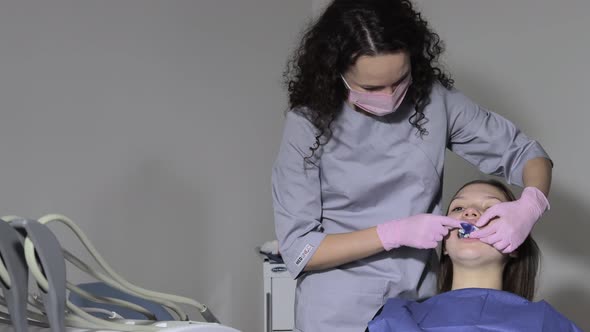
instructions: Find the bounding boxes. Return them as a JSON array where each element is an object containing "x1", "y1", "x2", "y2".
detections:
[{"x1": 284, "y1": 0, "x2": 453, "y2": 161}]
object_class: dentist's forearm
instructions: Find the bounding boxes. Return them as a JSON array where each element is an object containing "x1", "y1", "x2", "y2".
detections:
[
  {"x1": 522, "y1": 157, "x2": 552, "y2": 197},
  {"x1": 303, "y1": 227, "x2": 383, "y2": 271}
]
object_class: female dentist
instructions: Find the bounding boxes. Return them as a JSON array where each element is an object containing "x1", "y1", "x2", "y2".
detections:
[{"x1": 271, "y1": 1, "x2": 552, "y2": 331}]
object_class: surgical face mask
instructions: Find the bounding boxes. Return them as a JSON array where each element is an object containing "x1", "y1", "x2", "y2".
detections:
[{"x1": 341, "y1": 73, "x2": 412, "y2": 116}]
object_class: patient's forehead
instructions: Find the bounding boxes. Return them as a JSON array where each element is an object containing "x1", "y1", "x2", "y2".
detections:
[{"x1": 453, "y1": 183, "x2": 508, "y2": 202}]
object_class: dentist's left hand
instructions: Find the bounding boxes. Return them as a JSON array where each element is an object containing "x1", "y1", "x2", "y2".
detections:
[{"x1": 470, "y1": 187, "x2": 549, "y2": 253}]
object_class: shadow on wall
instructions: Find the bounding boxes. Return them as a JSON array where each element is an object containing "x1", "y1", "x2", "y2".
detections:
[
  {"x1": 546, "y1": 288, "x2": 590, "y2": 331},
  {"x1": 537, "y1": 186, "x2": 590, "y2": 275},
  {"x1": 534, "y1": 185, "x2": 590, "y2": 331}
]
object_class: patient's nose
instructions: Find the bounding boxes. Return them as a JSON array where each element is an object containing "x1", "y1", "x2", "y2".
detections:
[{"x1": 462, "y1": 207, "x2": 480, "y2": 220}]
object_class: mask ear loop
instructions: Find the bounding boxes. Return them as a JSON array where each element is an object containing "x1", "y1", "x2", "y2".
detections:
[{"x1": 340, "y1": 75, "x2": 353, "y2": 90}]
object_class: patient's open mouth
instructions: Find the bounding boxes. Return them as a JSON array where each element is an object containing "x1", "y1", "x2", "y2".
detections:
[{"x1": 458, "y1": 222, "x2": 479, "y2": 239}]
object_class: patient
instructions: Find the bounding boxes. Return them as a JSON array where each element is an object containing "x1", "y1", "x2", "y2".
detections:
[{"x1": 367, "y1": 179, "x2": 584, "y2": 332}]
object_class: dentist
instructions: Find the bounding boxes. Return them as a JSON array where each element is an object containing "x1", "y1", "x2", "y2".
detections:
[{"x1": 271, "y1": 1, "x2": 552, "y2": 331}]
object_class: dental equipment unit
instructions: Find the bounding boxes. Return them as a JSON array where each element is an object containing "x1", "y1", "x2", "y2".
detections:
[{"x1": 0, "y1": 214, "x2": 240, "y2": 332}]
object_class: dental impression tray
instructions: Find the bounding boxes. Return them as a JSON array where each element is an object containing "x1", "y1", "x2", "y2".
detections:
[{"x1": 458, "y1": 222, "x2": 479, "y2": 239}]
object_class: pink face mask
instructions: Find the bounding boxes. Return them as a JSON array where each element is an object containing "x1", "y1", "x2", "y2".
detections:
[{"x1": 341, "y1": 73, "x2": 412, "y2": 116}]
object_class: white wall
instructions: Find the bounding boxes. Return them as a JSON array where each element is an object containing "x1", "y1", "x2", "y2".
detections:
[
  {"x1": 0, "y1": 1, "x2": 311, "y2": 331},
  {"x1": 312, "y1": 0, "x2": 590, "y2": 329}
]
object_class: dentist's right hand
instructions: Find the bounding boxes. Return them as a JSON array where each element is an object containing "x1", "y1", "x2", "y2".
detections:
[{"x1": 376, "y1": 214, "x2": 462, "y2": 250}]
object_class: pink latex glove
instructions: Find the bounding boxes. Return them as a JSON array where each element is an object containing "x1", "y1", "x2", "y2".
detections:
[
  {"x1": 469, "y1": 187, "x2": 549, "y2": 253},
  {"x1": 376, "y1": 214, "x2": 462, "y2": 250}
]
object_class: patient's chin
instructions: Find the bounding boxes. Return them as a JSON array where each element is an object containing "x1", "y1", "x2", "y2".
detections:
[{"x1": 448, "y1": 245, "x2": 503, "y2": 266}]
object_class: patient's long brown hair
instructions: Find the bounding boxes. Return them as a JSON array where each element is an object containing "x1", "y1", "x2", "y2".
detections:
[{"x1": 437, "y1": 179, "x2": 541, "y2": 300}]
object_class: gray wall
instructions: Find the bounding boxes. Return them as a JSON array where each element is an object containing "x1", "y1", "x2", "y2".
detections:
[
  {"x1": 314, "y1": 0, "x2": 590, "y2": 329},
  {"x1": 0, "y1": 1, "x2": 311, "y2": 331}
]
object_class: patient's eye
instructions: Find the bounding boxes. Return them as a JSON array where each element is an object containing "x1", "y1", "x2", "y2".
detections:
[
  {"x1": 362, "y1": 86, "x2": 385, "y2": 92},
  {"x1": 450, "y1": 206, "x2": 463, "y2": 212}
]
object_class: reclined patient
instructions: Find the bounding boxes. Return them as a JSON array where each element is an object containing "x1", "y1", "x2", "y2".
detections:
[{"x1": 368, "y1": 179, "x2": 583, "y2": 332}]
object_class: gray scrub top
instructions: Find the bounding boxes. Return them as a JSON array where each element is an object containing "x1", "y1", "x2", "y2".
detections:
[{"x1": 271, "y1": 83, "x2": 550, "y2": 332}]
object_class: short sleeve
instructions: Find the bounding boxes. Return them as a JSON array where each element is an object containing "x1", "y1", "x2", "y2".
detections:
[
  {"x1": 444, "y1": 88, "x2": 552, "y2": 187},
  {"x1": 272, "y1": 110, "x2": 327, "y2": 278}
]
